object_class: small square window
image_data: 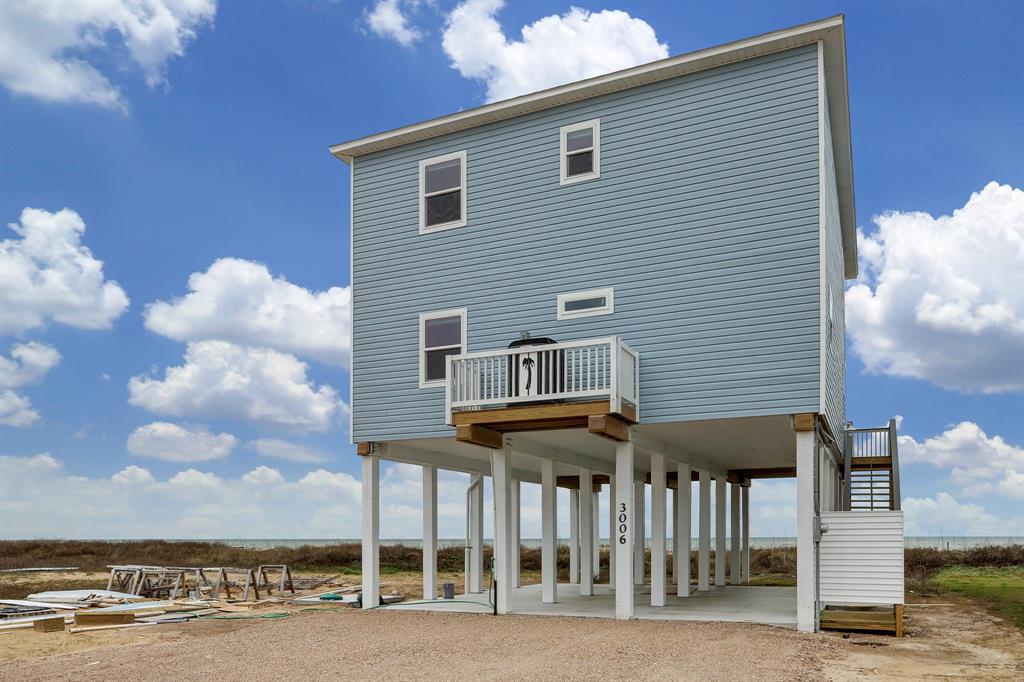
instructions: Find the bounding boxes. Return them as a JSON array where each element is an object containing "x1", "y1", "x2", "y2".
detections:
[
  {"x1": 557, "y1": 287, "x2": 614, "y2": 320},
  {"x1": 419, "y1": 308, "x2": 467, "y2": 387},
  {"x1": 560, "y1": 119, "x2": 600, "y2": 185},
  {"x1": 419, "y1": 151, "x2": 467, "y2": 233}
]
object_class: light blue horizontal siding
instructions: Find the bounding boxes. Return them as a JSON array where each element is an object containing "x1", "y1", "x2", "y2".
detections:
[
  {"x1": 352, "y1": 45, "x2": 821, "y2": 442},
  {"x1": 822, "y1": 81, "x2": 847, "y2": 444}
]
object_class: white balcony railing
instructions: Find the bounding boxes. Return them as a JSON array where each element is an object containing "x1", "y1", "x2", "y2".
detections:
[{"x1": 445, "y1": 336, "x2": 639, "y2": 424}]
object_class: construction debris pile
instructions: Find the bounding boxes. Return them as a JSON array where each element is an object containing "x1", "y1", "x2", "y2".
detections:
[{"x1": 0, "y1": 564, "x2": 404, "y2": 635}]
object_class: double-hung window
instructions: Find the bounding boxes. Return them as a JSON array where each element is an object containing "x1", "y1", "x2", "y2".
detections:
[
  {"x1": 419, "y1": 308, "x2": 467, "y2": 387},
  {"x1": 560, "y1": 119, "x2": 600, "y2": 184},
  {"x1": 419, "y1": 151, "x2": 467, "y2": 233}
]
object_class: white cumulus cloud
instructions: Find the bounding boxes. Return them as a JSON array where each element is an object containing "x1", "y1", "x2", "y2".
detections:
[
  {"x1": 0, "y1": 453, "x2": 378, "y2": 538},
  {"x1": 364, "y1": 0, "x2": 425, "y2": 46},
  {"x1": 903, "y1": 491, "x2": 1023, "y2": 536},
  {"x1": 442, "y1": 0, "x2": 668, "y2": 102},
  {"x1": 0, "y1": 0, "x2": 216, "y2": 113},
  {"x1": 249, "y1": 438, "x2": 330, "y2": 464},
  {"x1": 847, "y1": 182, "x2": 1024, "y2": 393},
  {"x1": 0, "y1": 341, "x2": 61, "y2": 427},
  {"x1": 900, "y1": 421, "x2": 1024, "y2": 499},
  {"x1": 127, "y1": 340, "x2": 345, "y2": 432},
  {"x1": 144, "y1": 258, "x2": 351, "y2": 367},
  {"x1": 126, "y1": 421, "x2": 237, "y2": 462},
  {"x1": 1, "y1": 208, "x2": 130, "y2": 336}
]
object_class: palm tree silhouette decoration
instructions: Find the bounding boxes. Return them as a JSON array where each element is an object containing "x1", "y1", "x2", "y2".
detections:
[{"x1": 521, "y1": 356, "x2": 535, "y2": 393}]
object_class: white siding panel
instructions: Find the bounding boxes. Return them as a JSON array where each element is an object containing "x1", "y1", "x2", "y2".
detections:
[{"x1": 819, "y1": 511, "x2": 904, "y2": 605}]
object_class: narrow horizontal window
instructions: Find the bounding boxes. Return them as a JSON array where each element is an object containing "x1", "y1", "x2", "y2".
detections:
[
  {"x1": 419, "y1": 151, "x2": 467, "y2": 233},
  {"x1": 560, "y1": 119, "x2": 600, "y2": 185},
  {"x1": 419, "y1": 308, "x2": 467, "y2": 387},
  {"x1": 557, "y1": 287, "x2": 614, "y2": 320}
]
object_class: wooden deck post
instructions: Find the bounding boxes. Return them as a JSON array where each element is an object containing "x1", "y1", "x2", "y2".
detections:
[
  {"x1": 592, "y1": 489, "x2": 601, "y2": 580},
  {"x1": 715, "y1": 477, "x2": 727, "y2": 586},
  {"x1": 541, "y1": 459, "x2": 558, "y2": 603},
  {"x1": 741, "y1": 483, "x2": 750, "y2": 584},
  {"x1": 422, "y1": 464, "x2": 438, "y2": 600},
  {"x1": 730, "y1": 482, "x2": 741, "y2": 585},
  {"x1": 633, "y1": 480, "x2": 646, "y2": 585},
  {"x1": 608, "y1": 476, "x2": 616, "y2": 586},
  {"x1": 361, "y1": 454, "x2": 379, "y2": 609},
  {"x1": 651, "y1": 451, "x2": 667, "y2": 606},
  {"x1": 469, "y1": 473, "x2": 484, "y2": 594},
  {"x1": 569, "y1": 488, "x2": 580, "y2": 585},
  {"x1": 698, "y1": 469, "x2": 711, "y2": 591},
  {"x1": 579, "y1": 468, "x2": 594, "y2": 596},
  {"x1": 672, "y1": 486, "x2": 680, "y2": 587},
  {"x1": 490, "y1": 443, "x2": 513, "y2": 614},
  {"x1": 677, "y1": 462, "x2": 691, "y2": 597},
  {"x1": 796, "y1": 429, "x2": 817, "y2": 632},
  {"x1": 614, "y1": 441, "x2": 635, "y2": 619},
  {"x1": 512, "y1": 478, "x2": 521, "y2": 588}
]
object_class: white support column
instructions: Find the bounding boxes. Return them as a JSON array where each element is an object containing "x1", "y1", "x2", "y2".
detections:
[
  {"x1": 614, "y1": 442, "x2": 635, "y2": 619},
  {"x1": 592, "y1": 489, "x2": 600, "y2": 579},
  {"x1": 650, "y1": 452, "x2": 666, "y2": 607},
  {"x1": 541, "y1": 459, "x2": 558, "y2": 604},
  {"x1": 698, "y1": 469, "x2": 711, "y2": 591},
  {"x1": 579, "y1": 469, "x2": 594, "y2": 596},
  {"x1": 490, "y1": 444, "x2": 513, "y2": 614},
  {"x1": 672, "y1": 487, "x2": 680, "y2": 587},
  {"x1": 512, "y1": 478, "x2": 522, "y2": 588},
  {"x1": 361, "y1": 454, "x2": 379, "y2": 609},
  {"x1": 569, "y1": 488, "x2": 580, "y2": 585},
  {"x1": 715, "y1": 477, "x2": 727, "y2": 586},
  {"x1": 633, "y1": 480, "x2": 645, "y2": 585},
  {"x1": 730, "y1": 482, "x2": 741, "y2": 585},
  {"x1": 741, "y1": 484, "x2": 750, "y2": 584},
  {"x1": 677, "y1": 462, "x2": 691, "y2": 597},
  {"x1": 469, "y1": 473, "x2": 484, "y2": 594},
  {"x1": 422, "y1": 465, "x2": 438, "y2": 600},
  {"x1": 796, "y1": 430, "x2": 817, "y2": 632},
  {"x1": 608, "y1": 477, "x2": 616, "y2": 586}
]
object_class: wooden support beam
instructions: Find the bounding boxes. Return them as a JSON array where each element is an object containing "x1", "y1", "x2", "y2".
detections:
[
  {"x1": 792, "y1": 413, "x2": 816, "y2": 432},
  {"x1": 557, "y1": 475, "x2": 611, "y2": 490},
  {"x1": 356, "y1": 442, "x2": 375, "y2": 456},
  {"x1": 588, "y1": 414, "x2": 630, "y2": 442},
  {"x1": 455, "y1": 424, "x2": 503, "y2": 449},
  {"x1": 453, "y1": 400, "x2": 611, "y2": 427},
  {"x1": 731, "y1": 467, "x2": 797, "y2": 480}
]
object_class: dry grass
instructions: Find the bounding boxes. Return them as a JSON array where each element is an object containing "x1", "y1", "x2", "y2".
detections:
[{"x1": 1, "y1": 540, "x2": 1018, "y2": 587}]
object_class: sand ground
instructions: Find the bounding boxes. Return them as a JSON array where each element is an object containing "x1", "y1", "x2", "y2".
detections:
[{"x1": 1, "y1": 591, "x2": 1020, "y2": 681}]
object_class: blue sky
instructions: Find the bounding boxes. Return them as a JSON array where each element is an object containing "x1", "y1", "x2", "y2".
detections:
[{"x1": 1, "y1": 0, "x2": 1021, "y2": 540}]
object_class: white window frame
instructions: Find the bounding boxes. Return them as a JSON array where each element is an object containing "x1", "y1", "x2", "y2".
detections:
[
  {"x1": 557, "y1": 287, "x2": 614, "y2": 320},
  {"x1": 559, "y1": 119, "x2": 601, "y2": 185},
  {"x1": 419, "y1": 150, "x2": 467, "y2": 234},
  {"x1": 419, "y1": 307, "x2": 467, "y2": 388}
]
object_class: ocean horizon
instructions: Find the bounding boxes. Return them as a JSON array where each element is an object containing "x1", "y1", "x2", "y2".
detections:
[{"x1": 57, "y1": 536, "x2": 1024, "y2": 551}]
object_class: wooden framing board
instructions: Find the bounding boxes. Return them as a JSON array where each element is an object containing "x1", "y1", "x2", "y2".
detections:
[
  {"x1": 33, "y1": 616, "x2": 65, "y2": 633},
  {"x1": 74, "y1": 612, "x2": 136, "y2": 626},
  {"x1": 455, "y1": 424, "x2": 502, "y2": 449},
  {"x1": 792, "y1": 413, "x2": 816, "y2": 432},
  {"x1": 588, "y1": 414, "x2": 629, "y2": 442}
]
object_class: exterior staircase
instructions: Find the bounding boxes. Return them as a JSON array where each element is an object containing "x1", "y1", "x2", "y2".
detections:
[{"x1": 844, "y1": 419, "x2": 901, "y2": 512}]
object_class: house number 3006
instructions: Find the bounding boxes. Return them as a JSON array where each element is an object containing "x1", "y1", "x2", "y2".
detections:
[{"x1": 618, "y1": 503, "x2": 628, "y2": 544}]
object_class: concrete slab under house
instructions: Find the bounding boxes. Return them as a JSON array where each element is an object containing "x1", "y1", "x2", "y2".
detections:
[{"x1": 331, "y1": 15, "x2": 906, "y2": 635}]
